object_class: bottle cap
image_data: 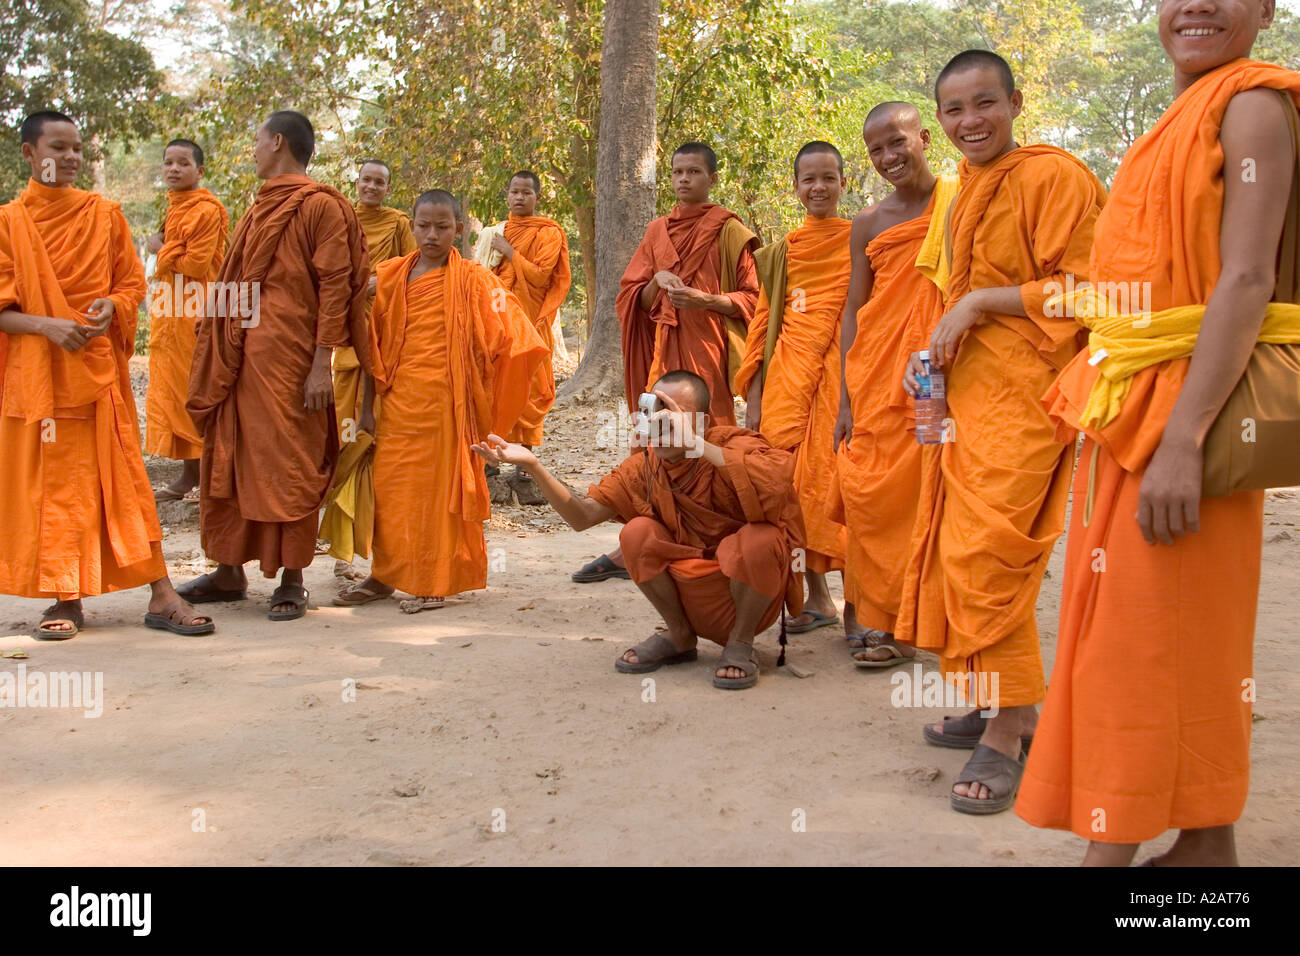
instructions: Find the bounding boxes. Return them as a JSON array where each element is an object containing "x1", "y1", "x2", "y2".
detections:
[{"x1": 919, "y1": 349, "x2": 930, "y2": 361}]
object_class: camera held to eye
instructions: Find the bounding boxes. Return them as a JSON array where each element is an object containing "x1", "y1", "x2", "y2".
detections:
[{"x1": 635, "y1": 392, "x2": 662, "y2": 441}]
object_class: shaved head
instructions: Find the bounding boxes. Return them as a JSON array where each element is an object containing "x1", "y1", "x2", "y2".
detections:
[
  {"x1": 935, "y1": 49, "x2": 1016, "y2": 102},
  {"x1": 413, "y1": 188, "x2": 463, "y2": 222},
  {"x1": 653, "y1": 369, "x2": 711, "y2": 414},
  {"x1": 865, "y1": 101, "x2": 922, "y2": 131}
]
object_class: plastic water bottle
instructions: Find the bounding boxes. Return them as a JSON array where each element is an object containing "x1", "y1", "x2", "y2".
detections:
[{"x1": 915, "y1": 349, "x2": 948, "y2": 445}]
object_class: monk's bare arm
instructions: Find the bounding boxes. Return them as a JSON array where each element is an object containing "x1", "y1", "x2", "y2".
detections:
[
  {"x1": 0, "y1": 308, "x2": 107, "y2": 351},
  {"x1": 1138, "y1": 89, "x2": 1295, "y2": 546},
  {"x1": 835, "y1": 211, "x2": 877, "y2": 449},
  {"x1": 471, "y1": 436, "x2": 615, "y2": 531}
]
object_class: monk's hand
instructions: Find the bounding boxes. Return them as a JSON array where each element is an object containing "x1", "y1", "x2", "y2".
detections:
[
  {"x1": 366, "y1": 275, "x2": 378, "y2": 297},
  {"x1": 490, "y1": 234, "x2": 514, "y2": 259},
  {"x1": 833, "y1": 396, "x2": 853, "y2": 451},
  {"x1": 930, "y1": 293, "x2": 985, "y2": 369},
  {"x1": 472, "y1": 433, "x2": 538, "y2": 470},
  {"x1": 42, "y1": 316, "x2": 96, "y2": 352},
  {"x1": 666, "y1": 285, "x2": 716, "y2": 311},
  {"x1": 654, "y1": 270, "x2": 684, "y2": 292},
  {"x1": 902, "y1": 351, "x2": 926, "y2": 398},
  {"x1": 146, "y1": 231, "x2": 164, "y2": 255},
  {"x1": 304, "y1": 353, "x2": 334, "y2": 411},
  {"x1": 1137, "y1": 432, "x2": 1202, "y2": 546},
  {"x1": 83, "y1": 299, "x2": 115, "y2": 340}
]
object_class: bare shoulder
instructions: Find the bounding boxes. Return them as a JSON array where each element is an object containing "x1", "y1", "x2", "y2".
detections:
[
  {"x1": 851, "y1": 203, "x2": 884, "y2": 245},
  {"x1": 1222, "y1": 87, "x2": 1295, "y2": 145}
]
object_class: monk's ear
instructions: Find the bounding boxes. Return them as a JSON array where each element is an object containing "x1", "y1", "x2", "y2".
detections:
[
  {"x1": 920, "y1": 127, "x2": 931, "y2": 149},
  {"x1": 453, "y1": 219, "x2": 465, "y2": 238},
  {"x1": 19, "y1": 142, "x2": 35, "y2": 167},
  {"x1": 1009, "y1": 89, "x2": 1024, "y2": 120},
  {"x1": 1261, "y1": 0, "x2": 1276, "y2": 28},
  {"x1": 708, "y1": 170, "x2": 718, "y2": 189}
]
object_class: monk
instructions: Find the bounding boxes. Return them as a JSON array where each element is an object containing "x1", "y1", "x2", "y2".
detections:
[
  {"x1": 897, "y1": 50, "x2": 1106, "y2": 814},
  {"x1": 488, "y1": 169, "x2": 571, "y2": 505},
  {"x1": 1018, "y1": 1, "x2": 1300, "y2": 865},
  {"x1": 182, "y1": 110, "x2": 370, "y2": 621},
  {"x1": 0, "y1": 112, "x2": 213, "y2": 638},
  {"x1": 324, "y1": 157, "x2": 416, "y2": 578},
  {"x1": 145, "y1": 138, "x2": 229, "y2": 501},
  {"x1": 831, "y1": 104, "x2": 955, "y2": 665},
  {"x1": 474, "y1": 370, "x2": 805, "y2": 689},
  {"x1": 573, "y1": 142, "x2": 759, "y2": 585},
  {"x1": 332, "y1": 190, "x2": 546, "y2": 613},
  {"x1": 735, "y1": 141, "x2": 854, "y2": 639}
]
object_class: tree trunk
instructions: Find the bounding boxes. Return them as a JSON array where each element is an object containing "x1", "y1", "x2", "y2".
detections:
[{"x1": 557, "y1": 0, "x2": 658, "y2": 406}]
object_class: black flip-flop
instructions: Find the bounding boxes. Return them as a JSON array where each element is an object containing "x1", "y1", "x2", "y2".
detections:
[
  {"x1": 144, "y1": 607, "x2": 215, "y2": 636},
  {"x1": 572, "y1": 554, "x2": 630, "y2": 583},
  {"x1": 177, "y1": 572, "x2": 247, "y2": 604},
  {"x1": 268, "y1": 583, "x2": 309, "y2": 621}
]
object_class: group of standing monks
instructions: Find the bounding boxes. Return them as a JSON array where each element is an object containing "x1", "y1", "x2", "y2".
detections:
[{"x1": 0, "y1": 0, "x2": 1295, "y2": 865}]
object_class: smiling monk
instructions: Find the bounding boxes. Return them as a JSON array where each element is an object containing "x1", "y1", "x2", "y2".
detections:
[
  {"x1": 0, "y1": 112, "x2": 213, "y2": 639},
  {"x1": 1017, "y1": 0, "x2": 1300, "y2": 866}
]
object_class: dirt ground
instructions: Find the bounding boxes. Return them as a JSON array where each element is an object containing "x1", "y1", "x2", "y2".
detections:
[{"x1": 0, "y1": 358, "x2": 1297, "y2": 866}]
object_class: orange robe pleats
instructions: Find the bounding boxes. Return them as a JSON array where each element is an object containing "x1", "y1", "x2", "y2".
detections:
[
  {"x1": 495, "y1": 214, "x2": 571, "y2": 446},
  {"x1": 896, "y1": 146, "x2": 1105, "y2": 707},
  {"x1": 145, "y1": 188, "x2": 228, "y2": 460},
  {"x1": 369, "y1": 249, "x2": 546, "y2": 596},
  {"x1": 834, "y1": 205, "x2": 943, "y2": 632},
  {"x1": 735, "y1": 215, "x2": 851, "y2": 573},
  {"x1": 1017, "y1": 59, "x2": 1300, "y2": 842},
  {"x1": 0, "y1": 180, "x2": 163, "y2": 599}
]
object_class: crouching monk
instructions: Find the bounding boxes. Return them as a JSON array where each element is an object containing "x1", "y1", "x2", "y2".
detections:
[{"x1": 473, "y1": 370, "x2": 805, "y2": 690}]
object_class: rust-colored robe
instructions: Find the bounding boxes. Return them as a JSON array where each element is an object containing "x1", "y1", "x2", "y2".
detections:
[
  {"x1": 145, "y1": 187, "x2": 229, "y2": 460},
  {"x1": 369, "y1": 248, "x2": 546, "y2": 596},
  {"x1": 588, "y1": 427, "x2": 805, "y2": 644},
  {"x1": 896, "y1": 146, "x2": 1105, "y2": 707},
  {"x1": 618, "y1": 203, "x2": 759, "y2": 424},
  {"x1": 833, "y1": 198, "x2": 945, "y2": 632},
  {"x1": 734, "y1": 215, "x2": 851, "y2": 574},
  {"x1": 494, "y1": 213, "x2": 571, "y2": 446},
  {"x1": 0, "y1": 179, "x2": 162, "y2": 599},
  {"x1": 188, "y1": 174, "x2": 370, "y2": 575},
  {"x1": 333, "y1": 203, "x2": 416, "y2": 432},
  {"x1": 1017, "y1": 60, "x2": 1300, "y2": 843}
]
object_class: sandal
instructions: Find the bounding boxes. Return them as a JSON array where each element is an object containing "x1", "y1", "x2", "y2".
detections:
[
  {"x1": 614, "y1": 633, "x2": 698, "y2": 674},
  {"x1": 922, "y1": 709, "x2": 1035, "y2": 753},
  {"x1": 712, "y1": 640, "x2": 759, "y2": 690},
  {"x1": 572, "y1": 554, "x2": 630, "y2": 583},
  {"x1": 144, "y1": 601, "x2": 215, "y2": 636},
  {"x1": 399, "y1": 596, "x2": 446, "y2": 614},
  {"x1": 177, "y1": 572, "x2": 247, "y2": 604},
  {"x1": 786, "y1": 609, "x2": 839, "y2": 634},
  {"x1": 268, "y1": 583, "x2": 309, "y2": 621},
  {"x1": 950, "y1": 743, "x2": 1025, "y2": 815},
  {"x1": 852, "y1": 633, "x2": 914, "y2": 669},
  {"x1": 154, "y1": 487, "x2": 185, "y2": 502},
  {"x1": 846, "y1": 626, "x2": 888, "y2": 649},
  {"x1": 333, "y1": 584, "x2": 391, "y2": 607},
  {"x1": 35, "y1": 603, "x2": 84, "y2": 640}
]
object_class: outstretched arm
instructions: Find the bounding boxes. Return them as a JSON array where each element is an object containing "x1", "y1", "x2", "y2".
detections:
[{"x1": 472, "y1": 435, "x2": 616, "y2": 531}]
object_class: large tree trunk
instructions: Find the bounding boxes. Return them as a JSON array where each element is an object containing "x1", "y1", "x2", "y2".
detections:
[{"x1": 557, "y1": 0, "x2": 658, "y2": 405}]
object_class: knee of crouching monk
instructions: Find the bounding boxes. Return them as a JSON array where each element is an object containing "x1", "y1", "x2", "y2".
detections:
[{"x1": 618, "y1": 516, "x2": 670, "y2": 561}]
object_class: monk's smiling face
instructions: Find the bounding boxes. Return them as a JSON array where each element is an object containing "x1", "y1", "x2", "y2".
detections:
[
  {"x1": 936, "y1": 67, "x2": 1022, "y2": 166},
  {"x1": 671, "y1": 151, "x2": 716, "y2": 205},
  {"x1": 507, "y1": 176, "x2": 538, "y2": 217},
  {"x1": 356, "y1": 163, "x2": 391, "y2": 208},
  {"x1": 412, "y1": 199, "x2": 462, "y2": 266},
  {"x1": 22, "y1": 119, "x2": 82, "y2": 187},
  {"x1": 864, "y1": 109, "x2": 931, "y2": 189},
  {"x1": 1160, "y1": 0, "x2": 1274, "y2": 90},
  {"x1": 794, "y1": 151, "x2": 845, "y2": 219},
  {"x1": 162, "y1": 144, "x2": 202, "y2": 192}
]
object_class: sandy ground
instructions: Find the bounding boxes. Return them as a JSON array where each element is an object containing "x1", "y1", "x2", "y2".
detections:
[{"x1": 1, "y1": 360, "x2": 1297, "y2": 866}]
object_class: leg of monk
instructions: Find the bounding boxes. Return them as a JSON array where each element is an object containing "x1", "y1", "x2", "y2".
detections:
[
  {"x1": 719, "y1": 575, "x2": 773, "y2": 680},
  {"x1": 618, "y1": 516, "x2": 699, "y2": 666},
  {"x1": 146, "y1": 577, "x2": 211, "y2": 628},
  {"x1": 1142, "y1": 826, "x2": 1238, "y2": 867}
]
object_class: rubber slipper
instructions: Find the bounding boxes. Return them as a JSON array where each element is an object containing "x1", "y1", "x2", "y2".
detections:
[
  {"x1": 35, "y1": 604, "x2": 83, "y2": 641},
  {"x1": 144, "y1": 606, "x2": 214, "y2": 636},
  {"x1": 950, "y1": 743, "x2": 1025, "y2": 815},
  {"x1": 922, "y1": 709, "x2": 1035, "y2": 753},
  {"x1": 573, "y1": 554, "x2": 630, "y2": 583},
  {"x1": 615, "y1": 633, "x2": 698, "y2": 673},
  {"x1": 177, "y1": 572, "x2": 247, "y2": 605},
  {"x1": 268, "y1": 583, "x2": 309, "y2": 621},
  {"x1": 333, "y1": 584, "x2": 391, "y2": 607},
  {"x1": 786, "y1": 609, "x2": 839, "y2": 634},
  {"x1": 852, "y1": 641, "x2": 914, "y2": 669},
  {"x1": 399, "y1": 596, "x2": 446, "y2": 614},
  {"x1": 712, "y1": 640, "x2": 759, "y2": 690}
]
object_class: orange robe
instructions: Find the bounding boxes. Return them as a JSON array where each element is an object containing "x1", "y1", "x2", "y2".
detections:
[
  {"x1": 619, "y1": 203, "x2": 759, "y2": 424},
  {"x1": 145, "y1": 188, "x2": 228, "y2": 460},
  {"x1": 0, "y1": 179, "x2": 162, "y2": 599},
  {"x1": 587, "y1": 427, "x2": 805, "y2": 644},
  {"x1": 188, "y1": 174, "x2": 370, "y2": 575},
  {"x1": 833, "y1": 201, "x2": 945, "y2": 632},
  {"x1": 734, "y1": 215, "x2": 851, "y2": 574},
  {"x1": 369, "y1": 248, "x2": 546, "y2": 596},
  {"x1": 494, "y1": 214, "x2": 571, "y2": 446},
  {"x1": 334, "y1": 203, "x2": 416, "y2": 433},
  {"x1": 896, "y1": 147, "x2": 1105, "y2": 707},
  {"x1": 1017, "y1": 60, "x2": 1300, "y2": 843}
]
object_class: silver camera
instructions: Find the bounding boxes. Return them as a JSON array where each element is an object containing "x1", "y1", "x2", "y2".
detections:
[{"x1": 634, "y1": 392, "x2": 662, "y2": 441}]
